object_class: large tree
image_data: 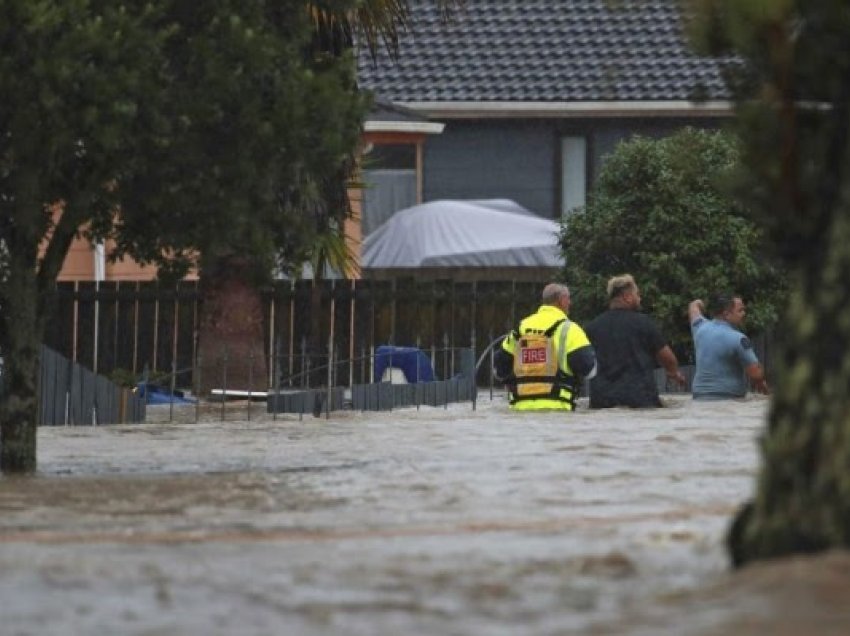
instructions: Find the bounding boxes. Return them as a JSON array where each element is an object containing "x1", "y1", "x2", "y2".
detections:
[
  {"x1": 687, "y1": 0, "x2": 850, "y2": 565},
  {"x1": 560, "y1": 128, "x2": 784, "y2": 357},
  {"x1": 0, "y1": 0, "x2": 366, "y2": 472},
  {"x1": 0, "y1": 0, "x2": 464, "y2": 473}
]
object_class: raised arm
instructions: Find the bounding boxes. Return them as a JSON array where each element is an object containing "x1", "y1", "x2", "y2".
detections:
[{"x1": 688, "y1": 299, "x2": 705, "y2": 325}]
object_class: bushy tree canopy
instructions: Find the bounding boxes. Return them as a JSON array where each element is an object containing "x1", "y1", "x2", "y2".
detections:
[
  {"x1": 0, "y1": 0, "x2": 465, "y2": 472},
  {"x1": 560, "y1": 127, "x2": 784, "y2": 355}
]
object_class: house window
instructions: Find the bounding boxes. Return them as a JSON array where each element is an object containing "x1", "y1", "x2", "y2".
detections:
[
  {"x1": 362, "y1": 143, "x2": 418, "y2": 236},
  {"x1": 368, "y1": 144, "x2": 416, "y2": 170},
  {"x1": 561, "y1": 136, "x2": 587, "y2": 216}
]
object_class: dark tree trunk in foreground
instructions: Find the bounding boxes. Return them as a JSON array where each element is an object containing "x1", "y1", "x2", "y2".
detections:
[
  {"x1": 0, "y1": 247, "x2": 44, "y2": 473},
  {"x1": 725, "y1": 24, "x2": 850, "y2": 564},
  {"x1": 729, "y1": 217, "x2": 850, "y2": 566},
  {"x1": 196, "y1": 257, "x2": 267, "y2": 397}
]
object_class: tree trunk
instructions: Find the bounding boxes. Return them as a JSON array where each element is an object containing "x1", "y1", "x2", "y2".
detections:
[
  {"x1": 728, "y1": 208, "x2": 850, "y2": 565},
  {"x1": 196, "y1": 257, "x2": 267, "y2": 397},
  {"x1": 0, "y1": 249, "x2": 43, "y2": 473}
]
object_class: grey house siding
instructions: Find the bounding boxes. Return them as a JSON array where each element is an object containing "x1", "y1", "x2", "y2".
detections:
[
  {"x1": 422, "y1": 117, "x2": 726, "y2": 218},
  {"x1": 423, "y1": 121, "x2": 557, "y2": 216}
]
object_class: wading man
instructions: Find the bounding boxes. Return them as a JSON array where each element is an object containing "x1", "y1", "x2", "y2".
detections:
[
  {"x1": 495, "y1": 283, "x2": 596, "y2": 411},
  {"x1": 688, "y1": 293, "x2": 769, "y2": 399},
  {"x1": 586, "y1": 274, "x2": 685, "y2": 408}
]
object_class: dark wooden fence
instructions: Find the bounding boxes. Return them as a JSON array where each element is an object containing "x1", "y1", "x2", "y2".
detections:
[{"x1": 43, "y1": 280, "x2": 546, "y2": 390}]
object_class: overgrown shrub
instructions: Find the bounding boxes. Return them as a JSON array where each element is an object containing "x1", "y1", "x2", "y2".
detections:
[{"x1": 560, "y1": 127, "x2": 784, "y2": 358}]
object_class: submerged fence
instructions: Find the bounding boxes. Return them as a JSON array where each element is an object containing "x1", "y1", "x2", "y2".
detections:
[
  {"x1": 43, "y1": 279, "x2": 547, "y2": 390},
  {"x1": 41, "y1": 279, "x2": 774, "y2": 419},
  {"x1": 38, "y1": 346, "x2": 146, "y2": 426}
]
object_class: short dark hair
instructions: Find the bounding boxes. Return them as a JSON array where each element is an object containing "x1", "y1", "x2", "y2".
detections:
[{"x1": 709, "y1": 292, "x2": 739, "y2": 316}]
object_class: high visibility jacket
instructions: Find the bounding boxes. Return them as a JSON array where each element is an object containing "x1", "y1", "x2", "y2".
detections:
[{"x1": 501, "y1": 305, "x2": 594, "y2": 411}]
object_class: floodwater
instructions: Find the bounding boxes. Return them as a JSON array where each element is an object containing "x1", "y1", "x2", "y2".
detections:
[{"x1": 0, "y1": 393, "x2": 847, "y2": 635}]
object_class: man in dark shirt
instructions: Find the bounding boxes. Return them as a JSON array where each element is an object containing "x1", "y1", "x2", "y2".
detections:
[{"x1": 585, "y1": 274, "x2": 685, "y2": 408}]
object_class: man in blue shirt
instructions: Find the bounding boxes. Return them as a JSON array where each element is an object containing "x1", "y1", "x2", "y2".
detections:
[{"x1": 688, "y1": 294, "x2": 769, "y2": 399}]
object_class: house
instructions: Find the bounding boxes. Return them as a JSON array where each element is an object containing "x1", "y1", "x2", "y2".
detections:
[
  {"x1": 356, "y1": 0, "x2": 731, "y2": 223},
  {"x1": 352, "y1": 100, "x2": 445, "y2": 259}
]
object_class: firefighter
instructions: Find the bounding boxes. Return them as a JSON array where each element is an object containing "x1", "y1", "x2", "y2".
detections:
[{"x1": 495, "y1": 283, "x2": 596, "y2": 411}]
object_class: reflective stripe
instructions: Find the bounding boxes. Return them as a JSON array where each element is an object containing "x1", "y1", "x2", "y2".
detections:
[{"x1": 558, "y1": 319, "x2": 571, "y2": 370}]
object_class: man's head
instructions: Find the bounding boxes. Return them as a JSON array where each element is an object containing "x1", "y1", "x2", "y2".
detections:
[
  {"x1": 607, "y1": 274, "x2": 641, "y2": 309},
  {"x1": 541, "y1": 282, "x2": 571, "y2": 314},
  {"x1": 710, "y1": 292, "x2": 746, "y2": 326}
]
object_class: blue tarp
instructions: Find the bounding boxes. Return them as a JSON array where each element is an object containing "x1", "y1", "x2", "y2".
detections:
[
  {"x1": 374, "y1": 346, "x2": 435, "y2": 383},
  {"x1": 135, "y1": 382, "x2": 196, "y2": 405}
]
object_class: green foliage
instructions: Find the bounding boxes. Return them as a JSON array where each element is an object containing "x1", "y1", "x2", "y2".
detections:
[
  {"x1": 106, "y1": 0, "x2": 369, "y2": 279},
  {"x1": 0, "y1": 0, "x2": 368, "y2": 471},
  {"x1": 108, "y1": 368, "x2": 139, "y2": 389},
  {"x1": 560, "y1": 128, "x2": 785, "y2": 354},
  {"x1": 0, "y1": 0, "x2": 369, "y2": 293}
]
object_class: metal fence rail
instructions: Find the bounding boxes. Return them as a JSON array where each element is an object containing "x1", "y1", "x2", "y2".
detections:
[{"x1": 263, "y1": 347, "x2": 477, "y2": 415}]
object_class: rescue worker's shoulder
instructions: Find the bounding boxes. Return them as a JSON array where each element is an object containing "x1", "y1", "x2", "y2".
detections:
[{"x1": 563, "y1": 321, "x2": 592, "y2": 348}]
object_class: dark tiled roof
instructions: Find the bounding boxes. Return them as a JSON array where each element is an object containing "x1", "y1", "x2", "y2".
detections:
[
  {"x1": 367, "y1": 99, "x2": 433, "y2": 123},
  {"x1": 357, "y1": 0, "x2": 728, "y2": 103}
]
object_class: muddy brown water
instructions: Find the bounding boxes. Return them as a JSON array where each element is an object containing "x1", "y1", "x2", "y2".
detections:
[{"x1": 0, "y1": 393, "x2": 845, "y2": 635}]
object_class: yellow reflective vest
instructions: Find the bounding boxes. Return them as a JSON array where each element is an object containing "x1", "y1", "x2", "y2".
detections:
[{"x1": 501, "y1": 305, "x2": 592, "y2": 411}]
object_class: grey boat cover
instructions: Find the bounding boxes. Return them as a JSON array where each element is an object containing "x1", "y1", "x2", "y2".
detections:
[{"x1": 361, "y1": 199, "x2": 564, "y2": 269}]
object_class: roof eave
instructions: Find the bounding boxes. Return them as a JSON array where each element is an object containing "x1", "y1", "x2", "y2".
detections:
[
  {"x1": 395, "y1": 100, "x2": 735, "y2": 119},
  {"x1": 363, "y1": 120, "x2": 446, "y2": 134}
]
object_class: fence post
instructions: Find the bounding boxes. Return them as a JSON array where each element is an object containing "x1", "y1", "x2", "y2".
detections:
[
  {"x1": 220, "y1": 349, "x2": 227, "y2": 422},
  {"x1": 169, "y1": 358, "x2": 177, "y2": 423},
  {"x1": 300, "y1": 336, "x2": 308, "y2": 389},
  {"x1": 326, "y1": 335, "x2": 333, "y2": 420},
  {"x1": 64, "y1": 354, "x2": 73, "y2": 426},
  {"x1": 387, "y1": 335, "x2": 393, "y2": 412},
  {"x1": 416, "y1": 335, "x2": 421, "y2": 411},
  {"x1": 273, "y1": 339, "x2": 281, "y2": 421},
  {"x1": 247, "y1": 352, "x2": 254, "y2": 422},
  {"x1": 443, "y1": 332, "x2": 449, "y2": 410},
  {"x1": 488, "y1": 329, "x2": 494, "y2": 401},
  {"x1": 470, "y1": 326, "x2": 477, "y2": 411},
  {"x1": 195, "y1": 354, "x2": 202, "y2": 423},
  {"x1": 349, "y1": 279, "x2": 356, "y2": 390}
]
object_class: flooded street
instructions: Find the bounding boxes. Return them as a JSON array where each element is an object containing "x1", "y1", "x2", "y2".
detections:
[{"x1": 1, "y1": 393, "x2": 843, "y2": 635}]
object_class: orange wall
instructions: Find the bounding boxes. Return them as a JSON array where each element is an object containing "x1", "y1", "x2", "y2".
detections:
[{"x1": 57, "y1": 236, "x2": 167, "y2": 281}]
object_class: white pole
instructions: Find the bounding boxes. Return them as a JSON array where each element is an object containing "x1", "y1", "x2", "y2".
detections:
[{"x1": 93, "y1": 243, "x2": 106, "y2": 374}]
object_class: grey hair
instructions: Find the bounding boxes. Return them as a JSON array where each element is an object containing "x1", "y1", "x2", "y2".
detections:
[
  {"x1": 541, "y1": 283, "x2": 570, "y2": 304},
  {"x1": 607, "y1": 274, "x2": 636, "y2": 300}
]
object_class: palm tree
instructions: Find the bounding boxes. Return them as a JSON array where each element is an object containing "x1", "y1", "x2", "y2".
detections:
[
  {"x1": 307, "y1": 0, "x2": 464, "y2": 59},
  {"x1": 293, "y1": 0, "x2": 464, "y2": 388},
  {"x1": 196, "y1": 1, "x2": 464, "y2": 395}
]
